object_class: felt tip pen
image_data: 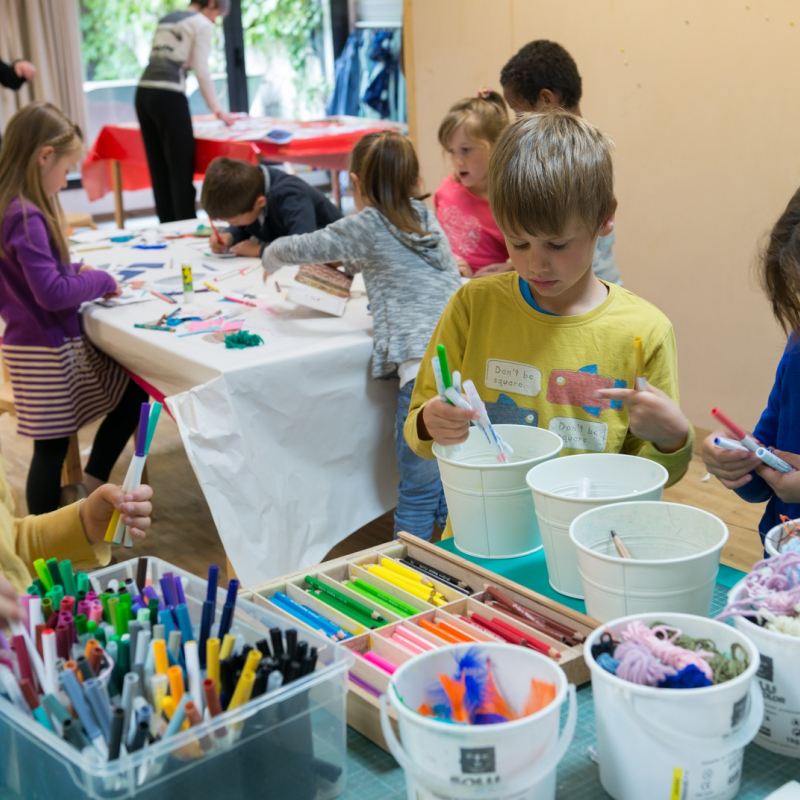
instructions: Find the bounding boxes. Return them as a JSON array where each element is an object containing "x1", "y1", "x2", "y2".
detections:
[
  {"x1": 184, "y1": 640, "x2": 204, "y2": 715},
  {"x1": 108, "y1": 706, "x2": 125, "y2": 760},
  {"x1": 148, "y1": 673, "x2": 168, "y2": 715},
  {"x1": 219, "y1": 633, "x2": 236, "y2": 661},
  {"x1": 202, "y1": 280, "x2": 220, "y2": 292},
  {"x1": 60, "y1": 668, "x2": 107, "y2": 757},
  {"x1": 162, "y1": 692, "x2": 192, "y2": 739},
  {"x1": 714, "y1": 436, "x2": 749, "y2": 452},
  {"x1": 134, "y1": 323, "x2": 175, "y2": 331},
  {"x1": 150, "y1": 290, "x2": 177, "y2": 304},
  {"x1": 634, "y1": 336, "x2": 647, "y2": 390},
  {"x1": 711, "y1": 407, "x2": 759, "y2": 452},
  {"x1": 756, "y1": 447, "x2": 793, "y2": 473},
  {"x1": 10, "y1": 620, "x2": 48, "y2": 695}
]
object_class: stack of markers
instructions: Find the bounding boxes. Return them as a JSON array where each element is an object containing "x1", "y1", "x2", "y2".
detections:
[
  {"x1": 363, "y1": 559, "x2": 448, "y2": 606},
  {"x1": 0, "y1": 558, "x2": 317, "y2": 766}
]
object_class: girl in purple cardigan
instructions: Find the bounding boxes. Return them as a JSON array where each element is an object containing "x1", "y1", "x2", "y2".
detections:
[{"x1": 0, "y1": 102, "x2": 149, "y2": 513}]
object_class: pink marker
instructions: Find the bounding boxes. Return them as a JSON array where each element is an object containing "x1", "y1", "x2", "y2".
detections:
[
  {"x1": 390, "y1": 630, "x2": 427, "y2": 655},
  {"x1": 711, "y1": 408, "x2": 759, "y2": 452},
  {"x1": 359, "y1": 650, "x2": 397, "y2": 675},
  {"x1": 394, "y1": 625, "x2": 436, "y2": 651}
]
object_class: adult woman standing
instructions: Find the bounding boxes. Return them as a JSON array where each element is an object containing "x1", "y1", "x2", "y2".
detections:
[{"x1": 136, "y1": 0, "x2": 235, "y2": 223}]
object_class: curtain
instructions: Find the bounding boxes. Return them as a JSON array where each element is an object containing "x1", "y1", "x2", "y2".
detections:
[{"x1": 0, "y1": 0, "x2": 88, "y2": 138}]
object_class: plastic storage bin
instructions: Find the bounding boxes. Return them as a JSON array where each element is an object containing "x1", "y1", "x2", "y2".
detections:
[{"x1": 0, "y1": 557, "x2": 351, "y2": 800}]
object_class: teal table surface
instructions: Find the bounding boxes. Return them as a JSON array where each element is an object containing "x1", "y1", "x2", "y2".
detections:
[{"x1": 338, "y1": 543, "x2": 798, "y2": 800}]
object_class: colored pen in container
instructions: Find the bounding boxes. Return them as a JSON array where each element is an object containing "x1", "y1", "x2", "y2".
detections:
[
  {"x1": 122, "y1": 402, "x2": 162, "y2": 548},
  {"x1": 634, "y1": 336, "x2": 647, "y2": 390}
]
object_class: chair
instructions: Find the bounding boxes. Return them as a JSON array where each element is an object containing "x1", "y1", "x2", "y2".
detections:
[{"x1": 64, "y1": 212, "x2": 97, "y2": 231}]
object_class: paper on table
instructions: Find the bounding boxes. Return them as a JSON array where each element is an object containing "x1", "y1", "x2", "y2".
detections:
[
  {"x1": 93, "y1": 289, "x2": 153, "y2": 308},
  {"x1": 178, "y1": 319, "x2": 244, "y2": 337},
  {"x1": 203, "y1": 251, "x2": 238, "y2": 259},
  {"x1": 69, "y1": 229, "x2": 113, "y2": 244}
]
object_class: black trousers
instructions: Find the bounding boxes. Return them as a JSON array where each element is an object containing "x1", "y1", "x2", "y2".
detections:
[
  {"x1": 135, "y1": 86, "x2": 197, "y2": 223},
  {"x1": 26, "y1": 379, "x2": 149, "y2": 514}
]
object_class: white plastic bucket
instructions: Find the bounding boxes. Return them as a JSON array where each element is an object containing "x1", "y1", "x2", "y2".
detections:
[
  {"x1": 526, "y1": 454, "x2": 668, "y2": 598},
  {"x1": 728, "y1": 578, "x2": 800, "y2": 757},
  {"x1": 434, "y1": 425, "x2": 563, "y2": 558},
  {"x1": 764, "y1": 519, "x2": 799, "y2": 557},
  {"x1": 380, "y1": 643, "x2": 576, "y2": 800},
  {"x1": 585, "y1": 612, "x2": 763, "y2": 800},
  {"x1": 569, "y1": 501, "x2": 729, "y2": 621}
]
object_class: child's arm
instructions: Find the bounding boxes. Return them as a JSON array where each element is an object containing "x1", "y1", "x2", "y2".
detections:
[
  {"x1": 11, "y1": 212, "x2": 117, "y2": 311},
  {"x1": 276, "y1": 185, "x2": 326, "y2": 238},
  {"x1": 596, "y1": 327, "x2": 693, "y2": 486},
  {"x1": 261, "y1": 213, "x2": 367, "y2": 274}
]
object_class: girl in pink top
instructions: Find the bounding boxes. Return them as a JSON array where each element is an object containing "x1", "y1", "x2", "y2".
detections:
[{"x1": 434, "y1": 89, "x2": 512, "y2": 278}]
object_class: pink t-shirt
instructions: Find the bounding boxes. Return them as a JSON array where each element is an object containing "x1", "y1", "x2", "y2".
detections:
[{"x1": 434, "y1": 174, "x2": 509, "y2": 270}]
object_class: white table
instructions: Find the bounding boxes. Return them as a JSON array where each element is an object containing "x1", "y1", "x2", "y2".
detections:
[{"x1": 78, "y1": 223, "x2": 398, "y2": 586}]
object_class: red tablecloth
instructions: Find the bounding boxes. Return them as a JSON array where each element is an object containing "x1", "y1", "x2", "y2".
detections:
[{"x1": 81, "y1": 116, "x2": 401, "y2": 201}]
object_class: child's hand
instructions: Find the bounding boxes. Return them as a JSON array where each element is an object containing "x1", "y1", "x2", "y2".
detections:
[
  {"x1": 231, "y1": 240, "x2": 262, "y2": 258},
  {"x1": 595, "y1": 384, "x2": 690, "y2": 453},
  {"x1": 755, "y1": 450, "x2": 800, "y2": 502},
  {"x1": 0, "y1": 574, "x2": 21, "y2": 625},
  {"x1": 80, "y1": 484, "x2": 154, "y2": 546},
  {"x1": 420, "y1": 397, "x2": 479, "y2": 445},
  {"x1": 210, "y1": 232, "x2": 233, "y2": 253},
  {"x1": 102, "y1": 283, "x2": 122, "y2": 300},
  {"x1": 701, "y1": 429, "x2": 761, "y2": 489},
  {"x1": 454, "y1": 257, "x2": 473, "y2": 278}
]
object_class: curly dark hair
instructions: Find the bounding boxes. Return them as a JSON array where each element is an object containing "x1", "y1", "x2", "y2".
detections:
[
  {"x1": 761, "y1": 187, "x2": 800, "y2": 337},
  {"x1": 500, "y1": 40, "x2": 582, "y2": 110}
]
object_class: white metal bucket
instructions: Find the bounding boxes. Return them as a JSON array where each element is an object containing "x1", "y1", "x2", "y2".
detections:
[
  {"x1": 585, "y1": 612, "x2": 763, "y2": 800},
  {"x1": 728, "y1": 578, "x2": 800, "y2": 758},
  {"x1": 569, "y1": 501, "x2": 729, "y2": 621},
  {"x1": 434, "y1": 426, "x2": 563, "y2": 559},
  {"x1": 764, "y1": 519, "x2": 799, "y2": 558},
  {"x1": 380, "y1": 643, "x2": 576, "y2": 800},
  {"x1": 526, "y1": 454, "x2": 668, "y2": 598}
]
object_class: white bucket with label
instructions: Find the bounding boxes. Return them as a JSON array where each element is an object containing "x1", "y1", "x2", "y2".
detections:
[
  {"x1": 569, "y1": 501, "x2": 729, "y2": 621},
  {"x1": 526, "y1": 454, "x2": 668, "y2": 598},
  {"x1": 379, "y1": 643, "x2": 576, "y2": 800},
  {"x1": 727, "y1": 578, "x2": 800, "y2": 757},
  {"x1": 585, "y1": 612, "x2": 763, "y2": 800},
  {"x1": 434, "y1": 425, "x2": 563, "y2": 558},
  {"x1": 764, "y1": 519, "x2": 799, "y2": 557}
]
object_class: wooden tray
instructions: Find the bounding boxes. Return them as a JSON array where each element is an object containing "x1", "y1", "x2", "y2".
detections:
[{"x1": 243, "y1": 532, "x2": 600, "y2": 751}]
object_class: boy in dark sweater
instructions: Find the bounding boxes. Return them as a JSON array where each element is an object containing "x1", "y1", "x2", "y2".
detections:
[{"x1": 201, "y1": 157, "x2": 342, "y2": 257}]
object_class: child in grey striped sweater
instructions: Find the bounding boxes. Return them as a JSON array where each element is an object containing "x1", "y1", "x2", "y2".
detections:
[{"x1": 262, "y1": 131, "x2": 462, "y2": 541}]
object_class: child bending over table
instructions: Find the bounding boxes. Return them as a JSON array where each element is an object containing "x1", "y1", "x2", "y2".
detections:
[
  {"x1": 202, "y1": 157, "x2": 343, "y2": 258},
  {"x1": 0, "y1": 102, "x2": 149, "y2": 515},
  {"x1": 405, "y1": 111, "x2": 693, "y2": 539},
  {"x1": 261, "y1": 131, "x2": 462, "y2": 542}
]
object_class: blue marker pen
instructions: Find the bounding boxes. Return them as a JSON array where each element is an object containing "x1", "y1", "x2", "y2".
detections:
[
  {"x1": 60, "y1": 669, "x2": 107, "y2": 757},
  {"x1": 175, "y1": 604, "x2": 194, "y2": 646}
]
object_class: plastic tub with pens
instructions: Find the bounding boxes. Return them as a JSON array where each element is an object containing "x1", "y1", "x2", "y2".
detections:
[{"x1": 0, "y1": 558, "x2": 351, "y2": 800}]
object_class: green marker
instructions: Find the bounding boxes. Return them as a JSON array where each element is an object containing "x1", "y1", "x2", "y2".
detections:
[
  {"x1": 46, "y1": 558, "x2": 64, "y2": 589},
  {"x1": 144, "y1": 402, "x2": 162, "y2": 454},
  {"x1": 33, "y1": 559, "x2": 53, "y2": 592},
  {"x1": 76, "y1": 572, "x2": 90, "y2": 595},
  {"x1": 134, "y1": 323, "x2": 175, "y2": 331},
  {"x1": 49, "y1": 585, "x2": 64, "y2": 611},
  {"x1": 437, "y1": 344, "x2": 452, "y2": 390},
  {"x1": 59, "y1": 560, "x2": 77, "y2": 597}
]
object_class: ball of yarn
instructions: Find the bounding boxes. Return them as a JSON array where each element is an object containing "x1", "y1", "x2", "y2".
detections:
[
  {"x1": 591, "y1": 631, "x2": 617, "y2": 660},
  {"x1": 596, "y1": 653, "x2": 619, "y2": 675},
  {"x1": 673, "y1": 636, "x2": 750, "y2": 684},
  {"x1": 658, "y1": 664, "x2": 711, "y2": 689},
  {"x1": 621, "y1": 621, "x2": 714, "y2": 680},
  {"x1": 614, "y1": 639, "x2": 677, "y2": 686},
  {"x1": 225, "y1": 330, "x2": 265, "y2": 349}
]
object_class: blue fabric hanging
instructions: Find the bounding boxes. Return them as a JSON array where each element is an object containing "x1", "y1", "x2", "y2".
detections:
[
  {"x1": 326, "y1": 30, "x2": 363, "y2": 116},
  {"x1": 363, "y1": 31, "x2": 396, "y2": 118}
]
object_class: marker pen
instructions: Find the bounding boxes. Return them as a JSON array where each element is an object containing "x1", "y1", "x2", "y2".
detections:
[
  {"x1": 167, "y1": 630, "x2": 182, "y2": 662},
  {"x1": 756, "y1": 447, "x2": 793, "y2": 473},
  {"x1": 198, "y1": 600, "x2": 213, "y2": 669},
  {"x1": 60, "y1": 669, "x2": 107, "y2": 758},
  {"x1": 634, "y1": 336, "x2": 647, "y2": 390},
  {"x1": 184, "y1": 700, "x2": 213, "y2": 752},
  {"x1": 46, "y1": 558, "x2": 64, "y2": 589},
  {"x1": 184, "y1": 640, "x2": 203, "y2": 715},
  {"x1": 219, "y1": 633, "x2": 236, "y2": 661},
  {"x1": 121, "y1": 672, "x2": 139, "y2": 741},
  {"x1": 113, "y1": 403, "x2": 151, "y2": 545},
  {"x1": 206, "y1": 638, "x2": 221, "y2": 695},
  {"x1": 108, "y1": 706, "x2": 125, "y2": 760},
  {"x1": 134, "y1": 629, "x2": 151, "y2": 666},
  {"x1": 714, "y1": 436, "x2": 749, "y2": 452},
  {"x1": 84, "y1": 678, "x2": 113, "y2": 742},
  {"x1": 11, "y1": 620, "x2": 48, "y2": 695},
  {"x1": 711, "y1": 408, "x2": 759, "y2": 452},
  {"x1": 19, "y1": 679, "x2": 54, "y2": 731},
  {"x1": 148, "y1": 673, "x2": 168, "y2": 715},
  {"x1": 28, "y1": 593, "x2": 42, "y2": 641},
  {"x1": 129, "y1": 720, "x2": 149, "y2": 752},
  {"x1": 176, "y1": 604, "x2": 194, "y2": 647},
  {"x1": 168, "y1": 665, "x2": 185, "y2": 702},
  {"x1": 162, "y1": 692, "x2": 192, "y2": 739}
]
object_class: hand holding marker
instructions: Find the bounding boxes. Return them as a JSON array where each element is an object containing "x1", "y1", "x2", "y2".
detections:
[
  {"x1": 104, "y1": 402, "x2": 162, "y2": 548},
  {"x1": 711, "y1": 407, "x2": 793, "y2": 473},
  {"x1": 437, "y1": 344, "x2": 512, "y2": 463}
]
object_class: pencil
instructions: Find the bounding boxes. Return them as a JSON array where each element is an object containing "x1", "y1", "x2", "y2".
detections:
[
  {"x1": 76, "y1": 245, "x2": 111, "y2": 253},
  {"x1": 305, "y1": 575, "x2": 385, "y2": 622},
  {"x1": 611, "y1": 530, "x2": 633, "y2": 559},
  {"x1": 150, "y1": 290, "x2": 177, "y2": 304},
  {"x1": 203, "y1": 281, "x2": 220, "y2": 292}
]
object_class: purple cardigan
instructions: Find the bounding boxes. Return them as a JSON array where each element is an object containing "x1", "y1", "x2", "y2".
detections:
[{"x1": 0, "y1": 201, "x2": 116, "y2": 349}]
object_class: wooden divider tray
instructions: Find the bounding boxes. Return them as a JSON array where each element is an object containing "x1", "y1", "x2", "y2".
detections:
[{"x1": 242, "y1": 532, "x2": 599, "y2": 751}]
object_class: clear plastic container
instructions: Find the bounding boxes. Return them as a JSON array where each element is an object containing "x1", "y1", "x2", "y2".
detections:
[{"x1": 0, "y1": 557, "x2": 351, "y2": 800}]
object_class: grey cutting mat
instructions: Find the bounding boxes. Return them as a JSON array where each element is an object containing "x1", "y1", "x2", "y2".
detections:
[{"x1": 339, "y1": 583, "x2": 799, "y2": 800}]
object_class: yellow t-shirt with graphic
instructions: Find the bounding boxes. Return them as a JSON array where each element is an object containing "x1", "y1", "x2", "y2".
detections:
[{"x1": 404, "y1": 273, "x2": 694, "y2": 489}]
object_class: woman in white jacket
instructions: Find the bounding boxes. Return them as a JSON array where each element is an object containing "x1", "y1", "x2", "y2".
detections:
[{"x1": 136, "y1": 0, "x2": 234, "y2": 222}]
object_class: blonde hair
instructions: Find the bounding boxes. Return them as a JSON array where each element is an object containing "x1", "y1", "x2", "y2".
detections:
[
  {"x1": 0, "y1": 102, "x2": 83, "y2": 261},
  {"x1": 438, "y1": 89, "x2": 509, "y2": 154},
  {"x1": 488, "y1": 110, "x2": 615, "y2": 238},
  {"x1": 350, "y1": 130, "x2": 428, "y2": 236}
]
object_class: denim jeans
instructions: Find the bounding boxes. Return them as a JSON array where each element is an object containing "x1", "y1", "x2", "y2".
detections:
[{"x1": 394, "y1": 379, "x2": 448, "y2": 541}]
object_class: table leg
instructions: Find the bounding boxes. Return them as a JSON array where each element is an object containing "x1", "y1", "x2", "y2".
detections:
[
  {"x1": 330, "y1": 169, "x2": 341, "y2": 209},
  {"x1": 111, "y1": 160, "x2": 125, "y2": 229}
]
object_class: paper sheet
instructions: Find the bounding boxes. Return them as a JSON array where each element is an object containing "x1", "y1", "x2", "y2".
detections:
[
  {"x1": 69, "y1": 229, "x2": 113, "y2": 244},
  {"x1": 93, "y1": 289, "x2": 154, "y2": 308}
]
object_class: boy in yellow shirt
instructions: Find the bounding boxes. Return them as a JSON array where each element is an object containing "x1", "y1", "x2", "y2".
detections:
[{"x1": 405, "y1": 111, "x2": 693, "y2": 524}]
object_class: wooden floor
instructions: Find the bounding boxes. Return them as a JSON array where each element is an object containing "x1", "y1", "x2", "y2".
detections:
[{"x1": 0, "y1": 410, "x2": 766, "y2": 584}]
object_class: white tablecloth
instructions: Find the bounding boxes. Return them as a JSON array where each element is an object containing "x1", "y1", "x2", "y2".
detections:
[{"x1": 78, "y1": 223, "x2": 398, "y2": 586}]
